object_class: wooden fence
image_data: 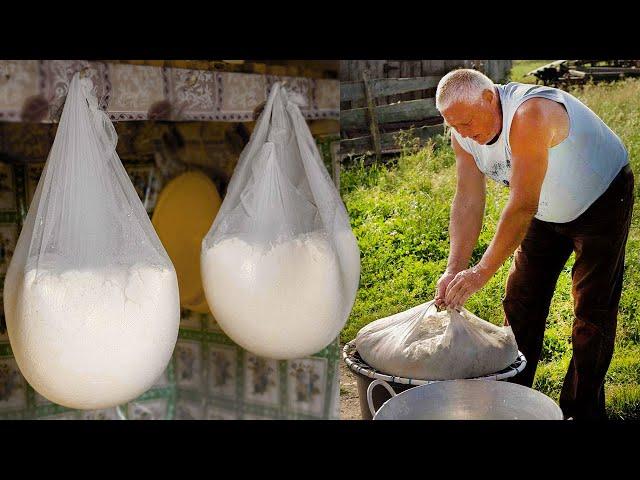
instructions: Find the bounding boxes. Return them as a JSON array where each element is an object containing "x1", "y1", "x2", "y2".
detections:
[
  {"x1": 340, "y1": 60, "x2": 512, "y2": 108},
  {"x1": 340, "y1": 73, "x2": 444, "y2": 158}
]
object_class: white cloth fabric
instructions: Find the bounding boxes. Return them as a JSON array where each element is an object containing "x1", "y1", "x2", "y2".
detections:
[{"x1": 355, "y1": 301, "x2": 519, "y2": 380}]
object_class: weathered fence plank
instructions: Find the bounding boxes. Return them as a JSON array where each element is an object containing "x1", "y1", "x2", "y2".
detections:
[
  {"x1": 341, "y1": 98, "x2": 439, "y2": 131},
  {"x1": 340, "y1": 76, "x2": 441, "y2": 103},
  {"x1": 340, "y1": 124, "x2": 445, "y2": 155},
  {"x1": 330, "y1": 140, "x2": 341, "y2": 189},
  {"x1": 362, "y1": 70, "x2": 382, "y2": 161}
]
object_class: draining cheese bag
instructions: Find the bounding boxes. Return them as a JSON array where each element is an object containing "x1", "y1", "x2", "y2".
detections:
[
  {"x1": 3, "y1": 73, "x2": 180, "y2": 410},
  {"x1": 201, "y1": 82, "x2": 360, "y2": 360},
  {"x1": 355, "y1": 300, "x2": 518, "y2": 380}
]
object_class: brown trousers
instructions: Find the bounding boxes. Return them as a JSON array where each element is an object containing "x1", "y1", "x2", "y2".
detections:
[{"x1": 504, "y1": 164, "x2": 634, "y2": 420}]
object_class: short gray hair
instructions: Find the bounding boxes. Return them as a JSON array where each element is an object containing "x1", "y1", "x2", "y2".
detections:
[{"x1": 435, "y1": 68, "x2": 495, "y2": 112}]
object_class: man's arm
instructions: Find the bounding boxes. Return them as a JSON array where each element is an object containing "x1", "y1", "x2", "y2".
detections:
[
  {"x1": 448, "y1": 135, "x2": 487, "y2": 272},
  {"x1": 435, "y1": 134, "x2": 486, "y2": 308},
  {"x1": 477, "y1": 100, "x2": 553, "y2": 275},
  {"x1": 444, "y1": 98, "x2": 560, "y2": 308}
]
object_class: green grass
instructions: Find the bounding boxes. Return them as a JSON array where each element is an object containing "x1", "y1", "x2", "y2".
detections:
[
  {"x1": 508, "y1": 60, "x2": 555, "y2": 83},
  {"x1": 340, "y1": 76, "x2": 640, "y2": 419}
]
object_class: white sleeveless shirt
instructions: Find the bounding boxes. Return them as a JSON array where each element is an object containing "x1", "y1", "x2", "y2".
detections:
[{"x1": 452, "y1": 82, "x2": 628, "y2": 223}]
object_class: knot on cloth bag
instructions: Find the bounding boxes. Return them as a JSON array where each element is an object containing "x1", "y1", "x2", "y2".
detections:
[
  {"x1": 280, "y1": 84, "x2": 308, "y2": 110},
  {"x1": 265, "y1": 82, "x2": 308, "y2": 144},
  {"x1": 78, "y1": 74, "x2": 118, "y2": 159}
]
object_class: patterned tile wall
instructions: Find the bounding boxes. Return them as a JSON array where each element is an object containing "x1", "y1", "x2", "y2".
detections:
[{"x1": 0, "y1": 61, "x2": 339, "y2": 124}]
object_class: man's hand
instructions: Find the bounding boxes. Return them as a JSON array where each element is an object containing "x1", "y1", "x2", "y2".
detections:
[
  {"x1": 435, "y1": 269, "x2": 459, "y2": 308},
  {"x1": 443, "y1": 265, "x2": 491, "y2": 309},
  {"x1": 436, "y1": 134, "x2": 487, "y2": 310}
]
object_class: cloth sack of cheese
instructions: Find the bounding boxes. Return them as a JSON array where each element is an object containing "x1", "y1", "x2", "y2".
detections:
[
  {"x1": 201, "y1": 82, "x2": 360, "y2": 360},
  {"x1": 3, "y1": 73, "x2": 180, "y2": 410},
  {"x1": 355, "y1": 300, "x2": 518, "y2": 380}
]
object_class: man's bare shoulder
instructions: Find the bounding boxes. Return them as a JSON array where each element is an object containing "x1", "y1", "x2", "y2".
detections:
[
  {"x1": 511, "y1": 97, "x2": 568, "y2": 149},
  {"x1": 513, "y1": 97, "x2": 561, "y2": 123}
]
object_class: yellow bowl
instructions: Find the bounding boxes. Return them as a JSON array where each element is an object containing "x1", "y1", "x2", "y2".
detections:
[{"x1": 152, "y1": 171, "x2": 221, "y2": 313}]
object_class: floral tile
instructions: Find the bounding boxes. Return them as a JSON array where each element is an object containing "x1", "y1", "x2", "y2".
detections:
[
  {"x1": 174, "y1": 339, "x2": 203, "y2": 391},
  {"x1": 167, "y1": 68, "x2": 218, "y2": 120},
  {"x1": 243, "y1": 353, "x2": 279, "y2": 407},
  {"x1": 218, "y1": 72, "x2": 266, "y2": 120},
  {"x1": 108, "y1": 63, "x2": 164, "y2": 120},
  {"x1": 287, "y1": 357, "x2": 327, "y2": 416},
  {"x1": 207, "y1": 345, "x2": 237, "y2": 399}
]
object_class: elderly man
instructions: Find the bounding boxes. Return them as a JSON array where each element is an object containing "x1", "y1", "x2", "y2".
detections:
[{"x1": 434, "y1": 68, "x2": 634, "y2": 419}]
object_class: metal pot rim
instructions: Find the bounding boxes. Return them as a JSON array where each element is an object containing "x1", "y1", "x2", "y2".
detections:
[{"x1": 373, "y1": 378, "x2": 563, "y2": 420}]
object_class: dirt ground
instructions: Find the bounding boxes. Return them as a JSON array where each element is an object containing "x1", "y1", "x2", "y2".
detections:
[{"x1": 339, "y1": 346, "x2": 363, "y2": 420}]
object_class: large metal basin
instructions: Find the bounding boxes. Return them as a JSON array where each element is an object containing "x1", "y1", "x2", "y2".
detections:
[{"x1": 369, "y1": 378, "x2": 563, "y2": 420}]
